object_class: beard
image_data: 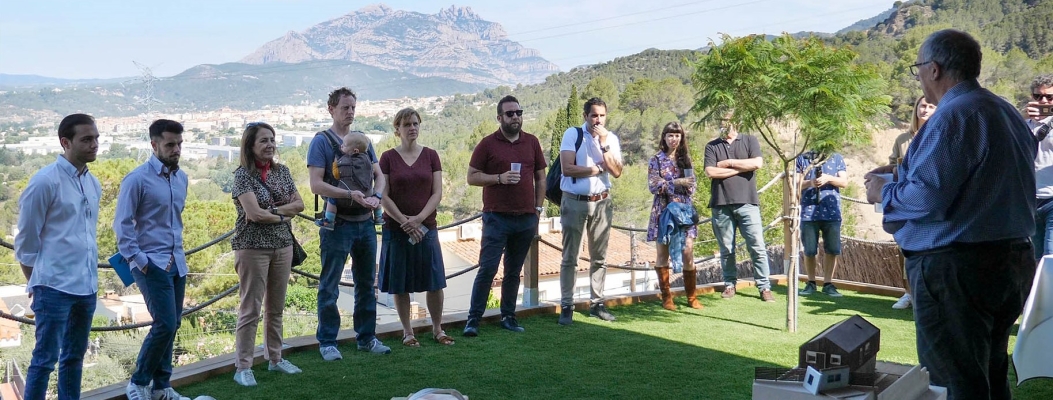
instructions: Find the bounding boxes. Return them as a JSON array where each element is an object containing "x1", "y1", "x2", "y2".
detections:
[
  {"x1": 501, "y1": 121, "x2": 521, "y2": 136},
  {"x1": 159, "y1": 154, "x2": 180, "y2": 169}
]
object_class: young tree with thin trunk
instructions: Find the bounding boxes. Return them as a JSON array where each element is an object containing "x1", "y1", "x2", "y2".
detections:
[{"x1": 690, "y1": 33, "x2": 889, "y2": 331}]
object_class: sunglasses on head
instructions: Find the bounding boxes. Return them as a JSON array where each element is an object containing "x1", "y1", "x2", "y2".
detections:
[
  {"x1": 502, "y1": 110, "x2": 524, "y2": 118},
  {"x1": 1034, "y1": 93, "x2": 1053, "y2": 102},
  {"x1": 246, "y1": 121, "x2": 266, "y2": 128}
]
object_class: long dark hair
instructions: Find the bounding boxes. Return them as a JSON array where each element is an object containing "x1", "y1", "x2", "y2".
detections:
[{"x1": 659, "y1": 122, "x2": 692, "y2": 170}]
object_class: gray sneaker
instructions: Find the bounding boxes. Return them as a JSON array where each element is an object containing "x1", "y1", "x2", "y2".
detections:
[
  {"x1": 233, "y1": 369, "x2": 257, "y2": 387},
  {"x1": 268, "y1": 359, "x2": 302, "y2": 374},
  {"x1": 357, "y1": 338, "x2": 392, "y2": 354},
  {"x1": 126, "y1": 382, "x2": 152, "y2": 400},
  {"x1": 822, "y1": 284, "x2": 843, "y2": 297},
  {"x1": 320, "y1": 345, "x2": 343, "y2": 361},
  {"x1": 151, "y1": 387, "x2": 191, "y2": 400},
  {"x1": 799, "y1": 281, "x2": 817, "y2": 296}
]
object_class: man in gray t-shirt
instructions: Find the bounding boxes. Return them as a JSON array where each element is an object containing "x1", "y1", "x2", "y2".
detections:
[{"x1": 703, "y1": 118, "x2": 774, "y2": 302}]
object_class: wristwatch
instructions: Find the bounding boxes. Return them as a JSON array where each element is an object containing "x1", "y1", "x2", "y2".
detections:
[
  {"x1": 535, "y1": 206, "x2": 544, "y2": 214},
  {"x1": 269, "y1": 206, "x2": 278, "y2": 215},
  {"x1": 372, "y1": 192, "x2": 382, "y2": 200},
  {"x1": 601, "y1": 145, "x2": 610, "y2": 153}
]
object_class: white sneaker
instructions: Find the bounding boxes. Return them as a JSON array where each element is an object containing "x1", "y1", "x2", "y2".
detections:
[
  {"x1": 151, "y1": 387, "x2": 191, "y2": 400},
  {"x1": 320, "y1": 345, "x2": 343, "y2": 361},
  {"x1": 357, "y1": 338, "x2": 392, "y2": 354},
  {"x1": 892, "y1": 293, "x2": 912, "y2": 309},
  {"x1": 268, "y1": 359, "x2": 302, "y2": 374},
  {"x1": 126, "y1": 382, "x2": 152, "y2": 400},
  {"x1": 233, "y1": 369, "x2": 257, "y2": 387}
]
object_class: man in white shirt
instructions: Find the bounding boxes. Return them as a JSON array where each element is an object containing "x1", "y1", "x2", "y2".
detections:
[
  {"x1": 557, "y1": 97, "x2": 624, "y2": 325},
  {"x1": 15, "y1": 113, "x2": 102, "y2": 400}
]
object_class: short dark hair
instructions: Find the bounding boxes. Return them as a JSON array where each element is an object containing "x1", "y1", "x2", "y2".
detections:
[
  {"x1": 496, "y1": 95, "x2": 519, "y2": 114},
  {"x1": 327, "y1": 87, "x2": 357, "y2": 108},
  {"x1": 148, "y1": 119, "x2": 184, "y2": 141},
  {"x1": 920, "y1": 29, "x2": 982, "y2": 81},
  {"x1": 57, "y1": 114, "x2": 95, "y2": 141},
  {"x1": 583, "y1": 97, "x2": 607, "y2": 115},
  {"x1": 1031, "y1": 74, "x2": 1053, "y2": 93}
]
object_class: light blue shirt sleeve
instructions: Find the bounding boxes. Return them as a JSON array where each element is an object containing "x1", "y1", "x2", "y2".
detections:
[
  {"x1": 14, "y1": 171, "x2": 54, "y2": 268},
  {"x1": 113, "y1": 172, "x2": 148, "y2": 270}
]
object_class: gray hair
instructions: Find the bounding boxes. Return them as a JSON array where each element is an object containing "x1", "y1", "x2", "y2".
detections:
[
  {"x1": 919, "y1": 29, "x2": 982, "y2": 82},
  {"x1": 1031, "y1": 74, "x2": 1053, "y2": 92}
]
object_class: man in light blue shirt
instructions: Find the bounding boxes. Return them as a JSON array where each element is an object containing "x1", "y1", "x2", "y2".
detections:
[
  {"x1": 866, "y1": 29, "x2": 1036, "y2": 400},
  {"x1": 15, "y1": 113, "x2": 102, "y2": 400},
  {"x1": 115, "y1": 120, "x2": 190, "y2": 400}
]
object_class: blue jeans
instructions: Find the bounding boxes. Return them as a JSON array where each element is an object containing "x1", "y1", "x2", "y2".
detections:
[
  {"x1": 130, "y1": 263, "x2": 185, "y2": 389},
  {"x1": 317, "y1": 218, "x2": 377, "y2": 347},
  {"x1": 906, "y1": 239, "x2": 1034, "y2": 400},
  {"x1": 711, "y1": 204, "x2": 771, "y2": 291},
  {"x1": 24, "y1": 286, "x2": 97, "y2": 400},
  {"x1": 1032, "y1": 200, "x2": 1053, "y2": 259},
  {"x1": 468, "y1": 212, "x2": 538, "y2": 319}
]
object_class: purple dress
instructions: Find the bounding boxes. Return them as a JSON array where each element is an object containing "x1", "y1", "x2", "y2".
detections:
[{"x1": 647, "y1": 151, "x2": 697, "y2": 241}]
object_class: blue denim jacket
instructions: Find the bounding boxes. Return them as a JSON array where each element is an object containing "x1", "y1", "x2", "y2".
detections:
[{"x1": 658, "y1": 202, "x2": 699, "y2": 272}]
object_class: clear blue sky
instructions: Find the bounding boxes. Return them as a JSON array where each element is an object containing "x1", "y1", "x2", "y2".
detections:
[{"x1": 0, "y1": 0, "x2": 894, "y2": 79}]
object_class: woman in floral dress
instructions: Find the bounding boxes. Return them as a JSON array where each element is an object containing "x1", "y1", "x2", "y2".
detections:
[{"x1": 647, "y1": 122, "x2": 699, "y2": 310}]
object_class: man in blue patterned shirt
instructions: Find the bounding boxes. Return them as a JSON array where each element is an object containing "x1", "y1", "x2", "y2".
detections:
[
  {"x1": 866, "y1": 29, "x2": 1036, "y2": 400},
  {"x1": 794, "y1": 152, "x2": 848, "y2": 297}
]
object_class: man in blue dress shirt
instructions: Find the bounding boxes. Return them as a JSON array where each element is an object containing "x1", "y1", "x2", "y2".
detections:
[
  {"x1": 115, "y1": 119, "x2": 191, "y2": 400},
  {"x1": 866, "y1": 29, "x2": 1037, "y2": 400},
  {"x1": 15, "y1": 114, "x2": 102, "y2": 400}
]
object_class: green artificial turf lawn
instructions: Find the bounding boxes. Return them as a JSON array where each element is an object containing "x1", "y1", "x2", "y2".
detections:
[{"x1": 179, "y1": 286, "x2": 1053, "y2": 400}]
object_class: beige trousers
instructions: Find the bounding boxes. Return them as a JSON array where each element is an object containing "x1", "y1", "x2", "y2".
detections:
[{"x1": 234, "y1": 246, "x2": 292, "y2": 370}]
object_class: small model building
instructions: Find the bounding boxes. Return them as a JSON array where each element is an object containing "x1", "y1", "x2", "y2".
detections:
[
  {"x1": 753, "y1": 315, "x2": 946, "y2": 400},
  {"x1": 798, "y1": 314, "x2": 880, "y2": 374}
]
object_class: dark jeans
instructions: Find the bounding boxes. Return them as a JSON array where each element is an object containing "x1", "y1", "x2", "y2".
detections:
[
  {"x1": 130, "y1": 263, "x2": 185, "y2": 389},
  {"x1": 906, "y1": 239, "x2": 1036, "y2": 400},
  {"x1": 468, "y1": 212, "x2": 538, "y2": 319},
  {"x1": 317, "y1": 218, "x2": 378, "y2": 347},
  {"x1": 24, "y1": 286, "x2": 97, "y2": 400}
]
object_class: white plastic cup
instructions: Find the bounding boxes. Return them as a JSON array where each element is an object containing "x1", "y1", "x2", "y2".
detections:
[{"x1": 510, "y1": 163, "x2": 522, "y2": 173}]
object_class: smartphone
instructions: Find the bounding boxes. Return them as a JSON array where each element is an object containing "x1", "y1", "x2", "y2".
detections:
[{"x1": 408, "y1": 226, "x2": 429, "y2": 245}]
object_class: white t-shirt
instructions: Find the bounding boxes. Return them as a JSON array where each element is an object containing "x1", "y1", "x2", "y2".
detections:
[{"x1": 559, "y1": 123, "x2": 622, "y2": 195}]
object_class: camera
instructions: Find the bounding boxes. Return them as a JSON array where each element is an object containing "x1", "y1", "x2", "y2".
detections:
[{"x1": 1040, "y1": 105, "x2": 1053, "y2": 117}]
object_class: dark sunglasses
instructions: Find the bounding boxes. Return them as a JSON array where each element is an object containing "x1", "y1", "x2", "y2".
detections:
[
  {"x1": 502, "y1": 110, "x2": 524, "y2": 118},
  {"x1": 246, "y1": 121, "x2": 266, "y2": 128},
  {"x1": 1033, "y1": 93, "x2": 1053, "y2": 102}
]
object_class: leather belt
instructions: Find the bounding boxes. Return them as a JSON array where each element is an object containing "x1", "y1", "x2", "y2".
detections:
[{"x1": 565, "y1": 191, "x2": 610, "y2": 202}]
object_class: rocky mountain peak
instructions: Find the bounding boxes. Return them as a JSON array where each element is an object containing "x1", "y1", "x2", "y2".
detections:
[{"x1": 239, "y1": 3, "x2": 558, "y2": 86}]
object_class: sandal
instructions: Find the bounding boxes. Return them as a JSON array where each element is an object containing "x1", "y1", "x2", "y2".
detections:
[
  {"x1": 434, "y1": 331, "x2": 455, "y2": 346},
  {"x1": 402, "y1": 334, "x2": 420, "y2": 348}
]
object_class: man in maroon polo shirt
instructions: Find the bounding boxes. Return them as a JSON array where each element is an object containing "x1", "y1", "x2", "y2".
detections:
[{"x1": 462, "y1": 95, "x2": 548, "y2": 336}]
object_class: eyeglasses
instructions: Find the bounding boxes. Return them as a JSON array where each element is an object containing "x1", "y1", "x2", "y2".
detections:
[
  {"x1": 909, "y1": 60, "x2": 934, "y2": 76},
  {"x1": 502, "y1": 110, "x2": 524, "y2": 118},
  {"x1": 1033, "y1": 93, "x2": 1053, "y2": 102}
]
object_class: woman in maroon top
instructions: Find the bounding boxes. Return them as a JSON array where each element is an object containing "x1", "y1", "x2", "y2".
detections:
[{"x1": 378, "y1": 108, "x2": 452, "y2": 347}]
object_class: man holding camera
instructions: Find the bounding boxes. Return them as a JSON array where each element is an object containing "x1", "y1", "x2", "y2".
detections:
[
  {"x1": 795, "y1": 151, "x2": 848, "y2": 298},
  {"x1": 1029, "y1": 74, "x2": 1053, "y2": 259}
]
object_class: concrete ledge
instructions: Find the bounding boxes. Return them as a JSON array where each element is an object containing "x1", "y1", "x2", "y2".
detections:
[{"x1": 83, "y1": 276, "x2": 902, "y2": 399}]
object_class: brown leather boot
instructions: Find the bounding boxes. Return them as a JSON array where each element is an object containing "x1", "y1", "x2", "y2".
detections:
[
  {"x1": 683, "y1": 269, "x2": 704, "y2": 309},
  {"x1": 656, "y1": 267, "x2": 676, "y2": 310}
]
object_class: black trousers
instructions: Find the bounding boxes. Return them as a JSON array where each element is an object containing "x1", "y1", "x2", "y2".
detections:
[{"x1": 905, "y1": 238, "x2": 1036, "y2": 400}]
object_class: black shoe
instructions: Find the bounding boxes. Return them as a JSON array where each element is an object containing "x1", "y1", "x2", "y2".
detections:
[
  {"x1": 557, "y1": 305, "x2": 574, "y2": 326},
  {"x1": 589, "y1": 304, "x2": 616, "y2": 321},
  {"x1": 462, "y1": 317, "x2": 479, "y2": 337},
  {"x1": 500, "y1": 316, "x2": 525, "y2": 333}
]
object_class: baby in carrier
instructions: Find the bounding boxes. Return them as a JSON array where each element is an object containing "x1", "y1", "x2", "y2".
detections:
[{"x1": 316, "y1": 131, "x2": 374, "y2": 230}]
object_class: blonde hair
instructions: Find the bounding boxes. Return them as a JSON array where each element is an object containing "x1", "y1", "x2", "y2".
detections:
[
  {"x1": 392, "y1": 108, "x2": 422, "y2": 135},
  {"x1": 909, "y1": 96, "x2": 931, "y2": 135},
  {"x1": 342, "y1": 131, "x2": 369, "y2": 154}
]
